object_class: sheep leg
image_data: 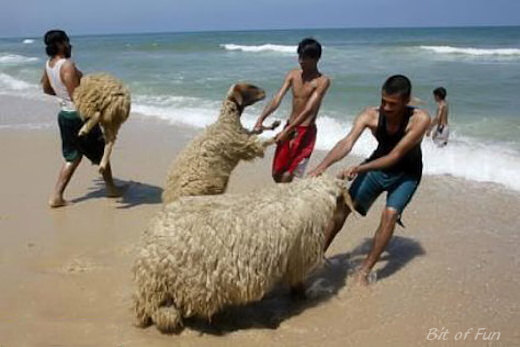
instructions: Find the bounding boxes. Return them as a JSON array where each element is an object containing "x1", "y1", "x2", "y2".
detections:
[
  {"x1": 262, "y1": 137, "x2": 276, "y2": 147},
  {"x1": 249, "y1": 120, "x2": 281, "y2": 135},
  {"x1": 134, "y1": 298, "x2": 152, "y2": 328},
  {"x1": 78, "y1": 111, "x2": 101, "y2": 137},
  {"x1": 98, "y1": 140, "x2": 114, "y2": 174}
]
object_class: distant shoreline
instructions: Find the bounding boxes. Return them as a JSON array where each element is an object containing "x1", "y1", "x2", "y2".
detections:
[{"x1": 3, "y1": 24, "x2": 520, "y2": 40}]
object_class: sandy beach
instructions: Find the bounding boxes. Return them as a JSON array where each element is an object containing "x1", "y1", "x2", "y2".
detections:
[{"x1": 0, "y1": 95, "x2": 519, "y2": 346}]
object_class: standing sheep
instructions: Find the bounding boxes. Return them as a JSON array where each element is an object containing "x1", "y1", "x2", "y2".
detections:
[
  {"x1": 73, "y1": 73, "x2": 131, "y2": 173},
  {"x1": 134, "y1": 176, "x2": 354, "y2": 333},
  {"x1": 161, "y1": 83, "x2": 279, "y2": 204}
]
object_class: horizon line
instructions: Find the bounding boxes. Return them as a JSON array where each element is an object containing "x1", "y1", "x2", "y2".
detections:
[{"x1": 2, "y1": 24, "x2": 519, "y2": 40}]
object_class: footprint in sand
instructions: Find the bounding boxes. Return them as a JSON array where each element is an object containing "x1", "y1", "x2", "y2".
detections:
[{"x1": 57, "y1": 258, "x2": 99, "y2": 274}]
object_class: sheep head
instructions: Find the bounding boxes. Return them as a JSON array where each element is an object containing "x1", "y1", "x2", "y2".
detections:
[{"x1": 226, "y1": 83, "x2": 265, "y2": 111}]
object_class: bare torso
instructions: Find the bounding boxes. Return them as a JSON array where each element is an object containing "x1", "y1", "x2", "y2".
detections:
[
  {"x1": 288, "y1": 69, "x2": 328, "y2": 126},
  {"x1": 437, "y1": 101, "x2": 449, "y2": 126}
]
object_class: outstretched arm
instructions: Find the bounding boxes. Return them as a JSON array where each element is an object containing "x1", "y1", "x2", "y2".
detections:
[
  {"x1": 253, "y1": 72, "x2": 293, "y2": 131},
  {"x1": 308, "y1": 108, "x2": 371, "y2": 177},
  {"x1": 341, "y1": 110, "x2": 431, "y2": 179},
  {"x1": 274, "y1": 77, "x2": 331, "y2": 143}
]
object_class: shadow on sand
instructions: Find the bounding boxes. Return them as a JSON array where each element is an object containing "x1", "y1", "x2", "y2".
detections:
[
  {"x1": 174, "y1": 235, "x2": 424, "y2": 335},
  {"x1": 71, "y1": 178, "x2": 163, "y2": 208}
]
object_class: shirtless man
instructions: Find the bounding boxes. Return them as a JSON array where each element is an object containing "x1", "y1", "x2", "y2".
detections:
[
  {"x1": 308, "y1": 75, "x2": 431, "y2": 285},
  {"x1": 427, "y1": 87, "x2": 449, "y2": 147},
  {"x1": 41, "y1": 30, "x2": 123, "y2": 207},
  {"x1": 254, "y1": 38, "x2": 330, "y2": 183}
]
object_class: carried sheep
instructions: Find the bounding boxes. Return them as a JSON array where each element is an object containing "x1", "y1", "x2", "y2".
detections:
[
  {"x1": 134, "y1": 176, "x2": 354, "y2": 333},
  {"x1": 161, "y1": 83, "x2": 279, "y2": 204},
  {"x1": 73, "y1": 73, "x2": 131, "y2": 173}
]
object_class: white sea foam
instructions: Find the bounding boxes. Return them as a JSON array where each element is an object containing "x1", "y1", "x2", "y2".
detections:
[
  {"x1": 0, "y1": 122, "x2": 53, "y2": 130},
  {"x1": 0, "y1": 73, "x2": 34, "y2": 90},
  {"x1": 0, "y1": 54, "x2": 39, "y2": 64},
  {"x1": 314, "y1": 117, "x2": 520, "y2": 191},
  {"x1": 220, "y1": 43, "x2": 296, "y2": 54},
  {"x1": 132, "y1": 95, "x2": 222, "y2": 129},
  {"x1": 22, "y1": 39, "x2": 35, "y2": 44},
  {"x1": 132, "y1": 95, "x2": 520, "y2": 191},
  {"x1": 419, "y1": 45, "x2": 520, "y2": 56}
]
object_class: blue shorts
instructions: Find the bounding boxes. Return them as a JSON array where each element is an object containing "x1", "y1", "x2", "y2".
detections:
[{"x1": 348, "y1": 170, "x2": 420, "y2": 216}]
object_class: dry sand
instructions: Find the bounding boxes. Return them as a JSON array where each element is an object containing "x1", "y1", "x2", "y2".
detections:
[{"x1": 0, "y1": 95, "x2": 519, "y2": 346}]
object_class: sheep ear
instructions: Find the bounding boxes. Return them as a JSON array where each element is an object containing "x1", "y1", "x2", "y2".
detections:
[{"x1": 227, "y1": 84, "x2": 243, "y2": 107}]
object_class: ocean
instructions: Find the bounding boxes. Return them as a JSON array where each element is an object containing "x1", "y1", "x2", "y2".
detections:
[{"x1": 1, "y1": 27, "x2": 519, "y2": 190}]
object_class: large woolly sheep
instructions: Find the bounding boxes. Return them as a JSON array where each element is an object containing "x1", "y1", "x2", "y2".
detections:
[
  {"x1": 161, "y1": 83, "x2": 279, "y2": 204},
  {"x1": 134, "y1": 176, "x2": 354, "y2": 333},
  {"x1": 73, "y1": 73, "x2": 131, "y2": 173}
]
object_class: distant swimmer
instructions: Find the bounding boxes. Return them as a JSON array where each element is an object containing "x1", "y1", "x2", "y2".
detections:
[{"x1": 427, "y1": 87, "x2": 449, "y2": 147}]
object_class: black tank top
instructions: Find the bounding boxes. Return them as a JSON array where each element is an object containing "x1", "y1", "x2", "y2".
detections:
[{"x1": 366, "y1": 107, "x2": 422, "y2": 178}]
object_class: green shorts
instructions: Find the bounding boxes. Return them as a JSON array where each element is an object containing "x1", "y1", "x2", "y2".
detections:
[{"x1": 57, "y1": 111, "x2": 105, "y2": 164}]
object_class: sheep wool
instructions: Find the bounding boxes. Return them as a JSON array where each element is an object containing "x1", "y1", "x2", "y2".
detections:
[
  {"x1": 162, "y1": 99, "x2": 272, "y2": 204},
  {"x1": 134, "y1": 176, "x2": 348, "y2": 333},
  {"x1": 73, "y1": 73, "x2": 131, "y2": 170}
]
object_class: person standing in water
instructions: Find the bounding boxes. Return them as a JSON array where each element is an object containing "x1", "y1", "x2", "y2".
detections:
[{"x1": 427, "y1": 87, "x2": 449, "y2": 147}]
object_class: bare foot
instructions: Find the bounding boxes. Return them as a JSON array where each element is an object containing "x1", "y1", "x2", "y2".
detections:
[
  {"x1": 48, "y1": 197, "x2": 68, "y2": 208},
  {"x1": 106, "y1": 183, "x2": 129, "y2": 198}
]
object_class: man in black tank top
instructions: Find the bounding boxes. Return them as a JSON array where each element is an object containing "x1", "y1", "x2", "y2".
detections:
[{"x1": 309, "y1": 75, "x2": 431, "y2": 286}]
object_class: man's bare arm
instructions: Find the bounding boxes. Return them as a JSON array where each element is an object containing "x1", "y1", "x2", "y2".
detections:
[
  {"x1": 439, "y1": 103, "x2": 448, "y2": 125},
  {"x1": 254, "y1": 72, "x2": 293, "y2": 130},
  {"x1": 354, "y1": 110, "x2": 430, "y2": 174},
  {"x1": 41, "y1": 70, "x2": 55, "y2": 95},
  {"x1": 60, "y1": 61, "x2": 81, "y2": 100},
  {"x1": 308, "y1": 107, "x2": 371, "y2": 177}
]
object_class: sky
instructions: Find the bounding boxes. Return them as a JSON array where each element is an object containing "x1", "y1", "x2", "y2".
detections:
[{"x1": 1, "y1": 0, "x2": 520, "y2": 37}]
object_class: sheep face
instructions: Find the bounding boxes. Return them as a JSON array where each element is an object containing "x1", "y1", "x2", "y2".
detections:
[{"x1": 226, "y1": 83, "x2": 265, "y2": 109}]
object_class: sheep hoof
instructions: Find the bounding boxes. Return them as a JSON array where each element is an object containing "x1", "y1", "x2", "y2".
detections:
[
  {"x1": 271, "y1": 120, "x2": 281, "y2": 130},
  {"x1": 78, "y1": 129, "x2": 87, "y2": 137}
]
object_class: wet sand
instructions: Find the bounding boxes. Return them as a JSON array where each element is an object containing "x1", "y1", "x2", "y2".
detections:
[{"x1": 0, "y1": 95, "x2": 519, "y2": 346}]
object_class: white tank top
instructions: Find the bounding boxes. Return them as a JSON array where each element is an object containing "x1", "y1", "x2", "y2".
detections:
[{"x1": 45, "y1": 58, "x2": 76, "y2": 112}]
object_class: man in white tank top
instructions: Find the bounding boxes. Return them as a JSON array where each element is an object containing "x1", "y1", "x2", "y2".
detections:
[{"x1": 41, "y1": 30, "x2": 124, "y2": 208}]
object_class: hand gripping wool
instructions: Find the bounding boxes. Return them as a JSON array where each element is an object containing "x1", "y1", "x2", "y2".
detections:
[
  {"x1": 73, "y1": 73, "x2": 131, "y2": 173},
  {"x1": 134, "y1": 176, "x2": 353, "y2": 333},
  {"x1": 161, "y1": 83, "x2": 278, "y2": 204}
]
